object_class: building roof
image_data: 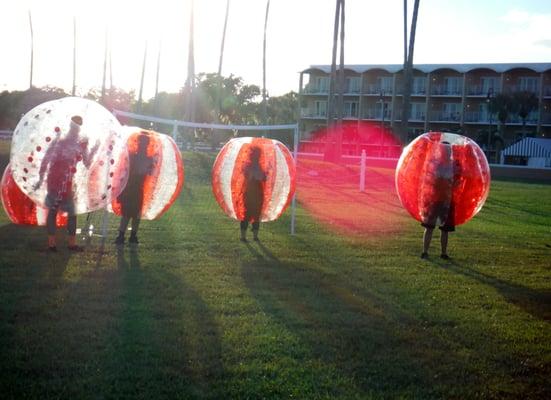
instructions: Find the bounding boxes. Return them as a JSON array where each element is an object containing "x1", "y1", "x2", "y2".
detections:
[
  {"x1": 502, "y1": 138, "x2": 551, "y2": 158},
  {"x1": 303, "y1": 63, "x2": 551, "y2": 74}
]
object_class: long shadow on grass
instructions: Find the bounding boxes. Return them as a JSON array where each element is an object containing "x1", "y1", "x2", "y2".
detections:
[
  {"x1": 0, "y1": 223, "x2": 78, "y2": 397},
  {"x1": 444, "y1": 261, "x2": 551, "y2": 321},
  {"x1": 241, "y1": 241, "x2": 470, "y2": 398},
  {"x1": 96, "y1": 245, "x2": 224, "y2": 398}
]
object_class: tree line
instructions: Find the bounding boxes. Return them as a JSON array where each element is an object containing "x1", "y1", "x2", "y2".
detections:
[{"x1": 0, "y1": 73, "x2": 298, "y2": 146}]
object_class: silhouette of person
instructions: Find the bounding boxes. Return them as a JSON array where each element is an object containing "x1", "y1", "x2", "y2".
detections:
[
  {"x1": 35, "y1": 115, "x2": 99, "y2": 252},
  {"x1": 421, "y1": 141, "x2": 455, "y2": 260},
  {"x1": 240, "y1": 146, "x2": 266, "y2": 242},
  {"x1": 114, "y1": 132, "x2": 154, "y2": 245}
]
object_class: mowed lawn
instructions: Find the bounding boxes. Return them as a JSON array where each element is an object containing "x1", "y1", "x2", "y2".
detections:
[{"x1": 0, "y1": 143, "x2": 550, "y2": 399}]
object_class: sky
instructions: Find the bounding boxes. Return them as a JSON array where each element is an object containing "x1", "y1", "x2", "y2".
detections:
[{"x1": 1, "y1": 0, "x2": 550, "y2": 100}]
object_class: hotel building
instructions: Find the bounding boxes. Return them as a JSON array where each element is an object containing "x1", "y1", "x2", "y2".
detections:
[{"x1": 298, "y1": 63, "x2": 551, "y2": 151}]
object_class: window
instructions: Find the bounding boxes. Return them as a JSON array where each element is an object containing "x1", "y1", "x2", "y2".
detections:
[
  {"x1": 344, "y1": 101, "x2": 358, "y2": 117},
  {"x1": 410, "y1": 103, "x2": 426, "y2": 120},
  {"x1": 444, "y1": 103, "x2": 461, "y2": 120},
  {"x1": 376, "y1": 76, "x2": 393, "y2": 93},
  {"x1": 519, "y1": 76, "x2": 538, "y2": 93},
  {"x1": 314, "y1": 77, "x2": 329, "y2": 93},
  {"x1": 314, "y1": 100, "x2": 327, "y2": 117},
  {"x1": 345, "y1": 77, "x2": 361, "y2": 93},
  {"x1": 481, "y1": 77, "x2": 498, "y2": 94},
  {"x1": 444, "y1": 77, "x2": 462, "y2": 95},
  {"x1": 412, "y1": 77, "x2": 426, "y2": 94}
]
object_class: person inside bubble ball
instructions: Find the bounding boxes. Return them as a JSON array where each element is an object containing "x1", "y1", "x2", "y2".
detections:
[
  {"x1": 34, "y1": 115, "x2": 99, "y2": 252},
  {"x1": 421, "y1": 141, "x2": 455, "y2": 260},
  {"x1": 240, "y1": 146, "x2": 266, "y2": 242},
  {"x1": 114, "y1": 132, "x2": 154, "y2": 245}
]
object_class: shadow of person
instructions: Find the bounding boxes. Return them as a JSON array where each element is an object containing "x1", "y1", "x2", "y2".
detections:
[
  {"x1": 106, "y1": 243, "x2": 225, "y2": 397},
  {"x1": 240, "y1": 257, "x2": 453, "y2": 397},
  {"x1": 256, "y1": 240, "x2": 280, "y2": 262},
  {"x1": 445, "y1": 262, "x2": 551, "y2": 321}
]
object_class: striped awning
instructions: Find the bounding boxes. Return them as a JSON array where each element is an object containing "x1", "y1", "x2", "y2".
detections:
[{"x1": 502, "y1": 138, "x2": 551, "y2": 158}]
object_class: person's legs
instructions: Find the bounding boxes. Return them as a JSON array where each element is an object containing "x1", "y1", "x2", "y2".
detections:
[
  {"x1": 440, "y1": 230, "x2": 449, "y2": 256},
  {"x1": 240, "y1": 220, "x2": 248, "y2": 242},
  {"x1": 47, "y1": 208, "x2": 58, "y2": 250},
  {"x1": 115, "y1": 216, "x2": 131, "y2": 244},
  {"x1": 252, "y1": 221, "x2": 260, "y2": 241},
  {"x1": 422, "y1": 227, "x2": 434, "y2": 258},
  {"x1": 129, "y1": 218, "x2": 141, "y2": 244},
  {"x1": 67, "y1": 215, "x2": 83, "y2": 251}
]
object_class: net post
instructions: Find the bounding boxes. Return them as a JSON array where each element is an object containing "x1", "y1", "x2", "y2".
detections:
[
  {"x1": 359, "y1": 149, "x2": 366, "y2": 192},
  {"x1": 291, "y1": 124, "x2": 299, "y2": 235}
]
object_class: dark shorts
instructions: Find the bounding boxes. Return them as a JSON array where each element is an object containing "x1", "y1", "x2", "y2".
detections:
[
  {"x1": 421, "y1": 201, "x2": 455, "y2": 232},
  {"x1": 421, "y1": 222, "x2": 455, "y2": 232}
]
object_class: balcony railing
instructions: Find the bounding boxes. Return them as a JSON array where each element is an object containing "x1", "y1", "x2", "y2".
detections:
[
  {"x1": 365, "y1": 84, "x2": 393, "y2": 95},
  {"x1": 430, "y1": 111, "x2": 461, "y2": 122},
  {"x1": 362, "y1": 108, "x2": 391, "y2": 120},
  {"x1": 303, "y1": 85, "x2": 361, "y2": 95},
  {"x1": 466, "y1": 85, "x2": 500, "y2": 96},
  {"x1": 431, "y1": 85, "x2": 462, "y2": 96},
  {"x1": 541, "y1": 113, "x2": 551, "y2": 124},
  {"x1": 303, "y1": 85, "x2": 329, "y2": 94},
  {"x1": 393, "y1": 110, "x2": 425, "y2": 121},
  {"x1": 301, "y1": 109, "x2": 327, "y2": 118},
  {"x1": 504, "y1": 84, "x2": 539, "y2": 94}
]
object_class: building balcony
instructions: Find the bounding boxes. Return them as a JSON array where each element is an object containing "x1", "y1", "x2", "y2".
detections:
[
  {"x1": 395, "y1": 86, "x2": 427, "y2": 96},
  {"x1": 503, "y1": 85, "x2": 539, "y2": 94},
  {"x1": 365, "y1": 84, "x2": 393, "y2": 95},
  {"x1": 393, "y1": 110, "x2": 426, "y2": 122},
  {"x1": 464, "y1": 111, "x2": 491, "y2": 123},
  {"x1": 429, "y1": 111, "x2": 461, "y2": 122},
  {"x1": 541, "y1": 113, "x2": 551, "y2": 124},
  {"x1": 301, "y1": 109, "x2": 327, "y2": 119},
  {"x1": 431, "y1": 85, "x2": 462, "y2": 96},
  {"x1": 466, "y1": 85, "x2": 500, "y2": 96},
  {"x1": 362, "y1": 108, "x2": 391, "y2": 120},
  {"x1": 303, "y1": 85, "x2": 329, "y2": 94},
  {"x1": 506, "y1": 114, "x2": 538, "y2": 125}
]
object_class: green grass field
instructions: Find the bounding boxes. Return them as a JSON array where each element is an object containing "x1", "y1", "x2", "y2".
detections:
[{"x1": 0, "y1": 144, "x2": 550, "y2": 399}]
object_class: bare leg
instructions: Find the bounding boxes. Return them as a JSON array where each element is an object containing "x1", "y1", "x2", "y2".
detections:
[
  {"x1": 129, "y1": 218, "x2": 140, "y2": 244},
  {"x1": 422, "y1": 228, "x2": 434, "y2": 257},
  {"x1": 130, "y1": 218, "x2": 140, "y2": 237},
  {"x1": 240, "y1": 221, "x2": 248, "y2": 242},
  {"x1": 115, "y1": 216, "x2": 130, "y2": 244},
  {"x1": 47, "y1": 208, "x2": 57, "y2": 250},
  {"x1": 118, "y1": 216, "x2": 131, "y2": 234},
  {"x1": 440, "y1": 230, "x2": 449, "y2": 256},
  {"x1": 67, "y1": 215, "x2": 83, "y2": 251},
  {"x1": 252, "y1": 221, "x2": 260, "y2": 241}
]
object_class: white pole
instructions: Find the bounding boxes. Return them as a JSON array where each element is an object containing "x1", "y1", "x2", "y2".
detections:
[
  {"x1": 291, "y1": 125, "x2": 299, "y2": 235},
  {"x1": 99, "y1": 207, "x2": 110, "y2": 252},
  {"x1": 359, "y1": 149, "x2": 366, "y2": 192}
]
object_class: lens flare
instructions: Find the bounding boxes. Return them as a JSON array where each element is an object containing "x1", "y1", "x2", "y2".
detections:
[{"x1": 297, "y1": 121, "x2": 407, "y2": 235}]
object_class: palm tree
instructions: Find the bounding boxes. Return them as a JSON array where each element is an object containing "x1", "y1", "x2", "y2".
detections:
[
  {"x1": 72, "y1": 17, "x2": 77, "y2": 96},
  {"x1": 215, "y1": 0, "x2": 230, "y2": 122},
  {"x1": 400, "y1": 0, "x2": 421, "y2": 142},
  {"x1": 325, "y1": 0, "x2": 344, "y2": 162},
  {"x1": 101, "y1": 28, "x2": 108, "y2": 105},
  {"x1": 28, "y1": 11, "x2": 34, "y2": 89},
  {"x1": 137, "y1": 41, "x2": 148, "y2": 114},
  {"x1": 513, "y1": 90, "x2": 539, "y2": 138},
  {"x1": 489, "y1": 93, "x2": 514, "y2": 134},
  {"x1": 262, "y1": 0, "x2": 271, "y2": 124}
]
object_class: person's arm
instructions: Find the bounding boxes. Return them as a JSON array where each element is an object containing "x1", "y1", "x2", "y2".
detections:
[
  {"x1": 33, "y1": 142, "x2": 54, "y2": 190},
  {"x1": 81, "y1": 140, "x2": 100, "y2": 168}
]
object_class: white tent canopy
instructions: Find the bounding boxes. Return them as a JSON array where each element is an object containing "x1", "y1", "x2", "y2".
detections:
[{"x1": 501, "y1": 138, "x2": 551, "y2": 168}]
